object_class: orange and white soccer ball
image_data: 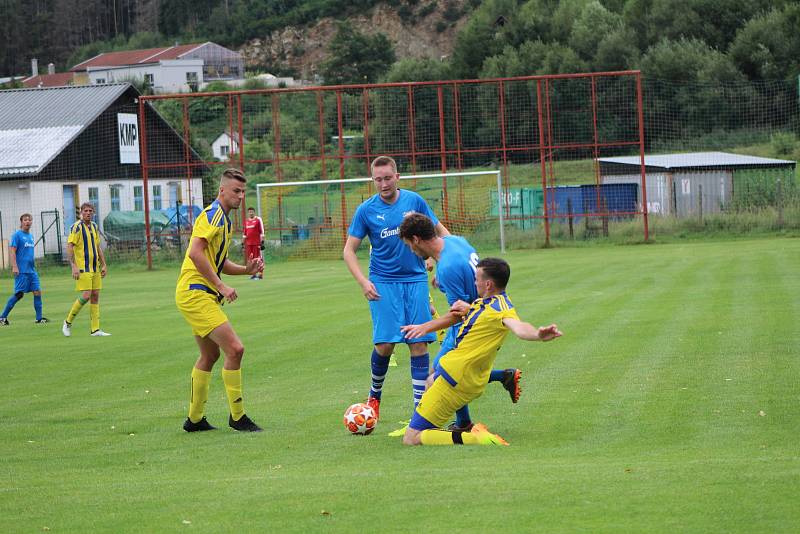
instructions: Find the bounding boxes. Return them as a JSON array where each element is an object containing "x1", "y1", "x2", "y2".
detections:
[{"x1": 343, "y1": 402, "x2": 377, "y2": 435}]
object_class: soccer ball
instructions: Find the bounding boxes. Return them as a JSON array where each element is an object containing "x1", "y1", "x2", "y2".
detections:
[{"x1": 343, "y1": 402, "x2": 377, "y2": 435}]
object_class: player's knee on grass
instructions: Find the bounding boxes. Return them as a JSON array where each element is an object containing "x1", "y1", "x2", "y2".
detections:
[
  {"x1": 14, "y1": 292, "x2": 23, "y2": 301},
  {"x1": 408, "y1": 342, "x2": 428, "y2": 356},
  {"x1": 90, "y1": 290, "x2": 100, "y2": 303}
]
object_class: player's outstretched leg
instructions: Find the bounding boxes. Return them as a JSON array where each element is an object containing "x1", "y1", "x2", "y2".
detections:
[
  {"x1": 499, "y1": 369, "x2": 522, "y2": 403},
  {"x1": 409, "y1": 424, "x2": 509, "y2": 446}
]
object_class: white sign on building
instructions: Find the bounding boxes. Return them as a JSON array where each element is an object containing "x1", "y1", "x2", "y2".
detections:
[{"x1": 117, "y1": 113, "x2": 140, "y2": 164}]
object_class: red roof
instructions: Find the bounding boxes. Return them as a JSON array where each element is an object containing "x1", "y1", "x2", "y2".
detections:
[
  {"x1": 22, "y1": 72, "x2": 75, "y2": 88},
  {"x1": 70, "y1": 44, "x2": 204, "y2": 72}
]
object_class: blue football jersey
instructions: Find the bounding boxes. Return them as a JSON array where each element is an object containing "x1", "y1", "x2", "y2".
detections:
[
  {"x1": 436, "y1": 235, "x2": 479, "y2": 305},
  {"x1": 348, "y1": 189, "x2": 439, "y2": 282},
  {"x1": 10, "y1": 230, "x2": 36, "y2": 273}
]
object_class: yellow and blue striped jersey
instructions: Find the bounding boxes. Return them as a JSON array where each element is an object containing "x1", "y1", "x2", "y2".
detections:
[
  {"x1": 67, "y1": 221, "x2": 101, "y2": 273},
  {"x1": 176, "y1": 200, "x2": 232, "y2": 293},
  {"x1": 439, "y1": 293, "x2": 520, "y2": 391}
]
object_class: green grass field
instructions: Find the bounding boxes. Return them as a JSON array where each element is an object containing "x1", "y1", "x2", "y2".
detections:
[{"x1": 1, "y1": 238, "x2": 798, "y2": 532}]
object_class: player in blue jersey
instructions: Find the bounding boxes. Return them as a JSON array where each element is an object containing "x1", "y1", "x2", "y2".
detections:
[
  {"x1": 0, "y1": 214, "x2": 48, "y2": 325},
  {"x1": 343, "y1": 156, "x2": 450, "y2": 421},
  {"x1": 398, "y1": 212, "x2": 521, "y2": 431},
  {"x1": 402, "y1": 257, "x2": 562, "y2": 446}
]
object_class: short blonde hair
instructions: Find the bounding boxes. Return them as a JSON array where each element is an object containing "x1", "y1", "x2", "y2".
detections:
[{"x1": 370, "y1": 156, "x2": 397, "y2": 175}]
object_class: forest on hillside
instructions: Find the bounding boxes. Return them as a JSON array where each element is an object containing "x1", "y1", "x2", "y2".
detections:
[{"x1": 2, "y1": 0, "x2": 799, "y2": 86}]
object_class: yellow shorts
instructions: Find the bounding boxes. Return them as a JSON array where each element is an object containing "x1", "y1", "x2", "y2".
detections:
[
  {"x1": 76, "y1": 271, "x2": 102, "y2": 291},
  {"x1": 414, "y1": 374, "x2": 479, "y2": 429},
  {"x1": 175, "y1": 288, "x2": 228, "y2": 338}
]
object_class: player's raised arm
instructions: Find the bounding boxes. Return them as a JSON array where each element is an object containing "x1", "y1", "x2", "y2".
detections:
[
  {"x1": 343, "y1": 235, "x2": 380, "y2": 300},
  {"x1": 503, "y1": 317, "x2": 562, "y2": 342}
]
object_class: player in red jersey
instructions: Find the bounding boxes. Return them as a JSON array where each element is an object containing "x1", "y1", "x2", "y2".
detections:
[{"x1": 243, "y1": 207, "x2": 264, "y2": 280}]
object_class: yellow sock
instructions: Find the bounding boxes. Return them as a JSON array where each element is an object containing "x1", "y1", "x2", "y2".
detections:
[
  {"x1": 89, "y1": 304, "x2": 100, "y2": 332},
  {"x1": 188, "y1": 367, "x2": 212, "y2": 423},
  {"x1": 66, "y1": 297, "x2": 87, "y2": 323},
  {"x1": 222, "y1": 368, "x2": 245, "y2": 421},
  {"x1": 420, "y1": 429, "x2": 481, "y2": 445}
]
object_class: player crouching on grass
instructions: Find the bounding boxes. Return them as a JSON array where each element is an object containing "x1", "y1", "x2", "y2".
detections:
[
  {"x1": 400, "y1": 258, "x2": 562, "y2": 446},
  {"x1": 176, "y1": 168, "x2": 265, "y2": 433}
]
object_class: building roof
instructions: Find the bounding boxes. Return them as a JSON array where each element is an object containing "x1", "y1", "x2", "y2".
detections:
[
  {"x1": 0, "y1": 84, "x2": 132, "y2": 176},
  {"x1": 22, "y1": 72, "x2": 75, "y2": 88},
  {"x1": 71, "y1": 43, "x2": 204, "y2": 72},
  {"x1": 600, "y1": 151, "x2": 795, "y2": 172}
]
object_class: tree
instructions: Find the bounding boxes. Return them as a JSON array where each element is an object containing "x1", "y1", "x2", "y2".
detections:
[
  {"x1": 729, "y1": 4, "x2": 800, "y2": 81},
  {"x1": 320, "y1": 22, "x2": 396, "y2": 85},
  {"x1": 568, "y1": 1, "x2": 623, "y2": 61},
  {"x1": 382, "y1": 57, "x2": 451, "y2": 83},
  {"x1": 641, "y1": 37, "x2": 744, "y2": 83}
]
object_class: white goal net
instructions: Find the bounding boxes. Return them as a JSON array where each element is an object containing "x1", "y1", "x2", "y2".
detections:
[{"x1": 256, "y1": 170, "x2": 508, "y2": 259}]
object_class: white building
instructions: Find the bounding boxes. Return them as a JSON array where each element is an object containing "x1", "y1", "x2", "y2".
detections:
[
  {"x1": 0, "y1": 84, "x2": 207, "y2": 262},
  {"x1": 211, "y1": 131, "x2": 250, "y2": 161},
  {"x1": 70, "y1": 42, "x2": 244, "y2": 94}
]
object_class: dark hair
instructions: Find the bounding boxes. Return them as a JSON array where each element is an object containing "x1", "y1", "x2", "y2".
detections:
[
  {"x1": 79, "y1": 202, "x2": 94, "y2": 211},
  {"x1": 222, "y1": 168, "x2": 246, "y2": 183},
  {"x1": 370, "y1": 155, "x2": 397, "y2": 175},
  {"x1": 20, "y1": 213, "x2": 32, "y2": 221},
  {"x1": 477, "y1": 257, "x2": 510, "y2": 289},
  {"x1": 247, "y1": 207, "x2": 255, "y2": 212},
  {"x1": 399, "y1": 212, "x2": 436, "y2": 241}
]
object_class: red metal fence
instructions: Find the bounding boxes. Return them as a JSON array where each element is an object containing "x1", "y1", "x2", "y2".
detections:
[{"x1": 139, "y1": 70, "x2": 647, "y2": 265}]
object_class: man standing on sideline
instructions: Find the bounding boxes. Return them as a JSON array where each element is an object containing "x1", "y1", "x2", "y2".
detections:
[
  {"x1": 177, "y1": 168, "x2": 264, "y2": 433},
  {"x1": 62, "y1": 203, "x2": 110, "y2": 337},
  {"x1": 0, "y1": 213, "x2": 48, "y2": 325},
  {"x1": 343, "y1": 155, "x2": 450, "y2": 421},
  {"x1": 398, "y1": 212, "x2": 521, "y2": 432},
  {"x1": 243, "y1": 207, "x2": 265, "y2": 280}
]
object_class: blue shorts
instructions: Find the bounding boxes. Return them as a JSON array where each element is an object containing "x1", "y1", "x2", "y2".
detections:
[
  {"x1": 14, "y1": 272, "x2": 41, "y2": 293},
  {"x1": 369, "y1": 280, "x2": 436, "y2": 344}
]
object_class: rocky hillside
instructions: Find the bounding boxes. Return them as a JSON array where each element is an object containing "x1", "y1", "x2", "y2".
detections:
[{"x1": 240, "y1": 1, "x2": 470, "y2": 79}]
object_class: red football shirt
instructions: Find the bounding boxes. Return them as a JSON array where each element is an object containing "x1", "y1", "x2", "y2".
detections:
[{"x1": 243, "y1": 216, "x2": 264, "y2": 245}]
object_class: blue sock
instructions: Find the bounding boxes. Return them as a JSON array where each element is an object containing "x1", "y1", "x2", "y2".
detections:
[
  {"x1": 33, "y1": 295, "x2": 43, "y2": 321},
  {"x1": 369, "y1": 349, "x2": 390, "y2": 400},
  {"x1": 489, "y1": 369, "x2": 505, "y2": 382},
  {"x1": 455, "y1": 405, "x2": 472, "y2": 428},
  {"x1": 410, "y1": 353, "x2": 430, "y2": 408},
  {"x1": 1, "y1": 294, "x2": 21, "y2": 318}
]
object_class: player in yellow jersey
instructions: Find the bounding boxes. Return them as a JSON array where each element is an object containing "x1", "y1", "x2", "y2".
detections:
[
  {"x1": 400, "y1": 257, "x2": 562, "y2": 446},
  {"x1": 177, "y1": 168, "x2": 265, "y2": 433},
  {"x1": 62, "y1": 203, "x2": 110, "y2": 337}
]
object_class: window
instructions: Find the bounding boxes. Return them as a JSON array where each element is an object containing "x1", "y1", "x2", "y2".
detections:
[
  {"x1": 152, "y1": 185, "x2": 162, "y2": 211},
  {"x1": 220, "y1": 145, "x2": 230, "y2": 158},
  {"x1": 110, "y1": 185, "x2": 121, "y2": 211},
  {"x1": 134, "y1": 185, "x2": 143, "y2": 211},
  {"x1": 144, "y1": 73, "x2": 154, "y2": 87},
  {"x1": 88, "y1": 187, "x2": 100, "y2": 223},
  {"x1": 96, "y1": 78, "x2": 106, "y2": 84}
]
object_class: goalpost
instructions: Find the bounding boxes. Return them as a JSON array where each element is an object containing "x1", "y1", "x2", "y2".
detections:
[{"x1": 256, "y1": 170, "x2": 508, "y2": 259}]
